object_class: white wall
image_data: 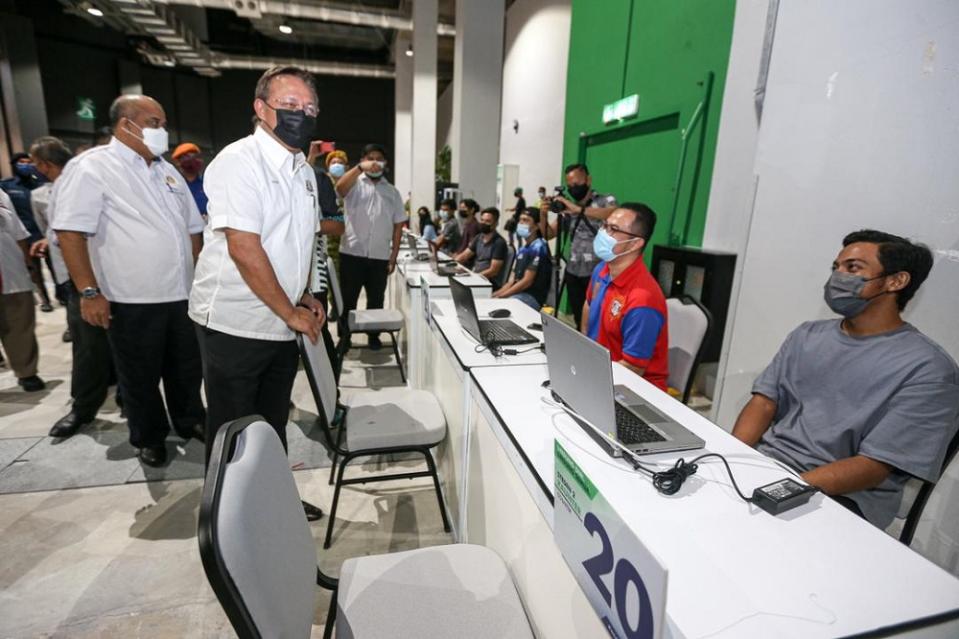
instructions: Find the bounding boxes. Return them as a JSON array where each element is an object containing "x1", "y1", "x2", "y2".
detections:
[
  {"x1": 498, "y1": 0, "x2": 571, "y2": 200},
  {"x1": 709, "y1": 0, "x2": 959, "y2": 428},
  {"x1": 700, "y1": 0, "x2": 771, "y2": 417}
]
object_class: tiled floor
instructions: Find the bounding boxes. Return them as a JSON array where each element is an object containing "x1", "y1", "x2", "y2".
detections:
[{"x1": 0, "y1": 300, "x2": 451, "y2": 638}]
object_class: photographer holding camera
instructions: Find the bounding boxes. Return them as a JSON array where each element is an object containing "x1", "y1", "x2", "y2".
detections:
[{"x1": 540, "y1": 163, "x2": 617, "y2": 328}]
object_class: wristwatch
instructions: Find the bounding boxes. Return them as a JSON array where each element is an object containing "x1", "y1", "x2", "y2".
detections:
[{"x1": 81, "y1": 286, "x2": 101, "y2": 299}]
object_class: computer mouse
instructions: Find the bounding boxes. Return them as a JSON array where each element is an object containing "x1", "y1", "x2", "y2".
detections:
[{"x1": 489, "y1": 308, "x2": 511, "y2": 318}]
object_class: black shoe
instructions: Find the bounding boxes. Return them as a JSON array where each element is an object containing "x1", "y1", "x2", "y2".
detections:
[
  {"x1": 49, "y1": 412, "x2": 93, "y2": 438},
  {"x1": 40, "y1": 302, "x2": 53, "y2": 313},
  {"x1": 18, "y1": 376, "x2": 46, "y2": 392},
  {"x1": 138, "y1": 446, "x2": 168, "y2": 467},
  {"x1": 176, "y1": 423, "x2": 206, "y2": 443},
  {"x1": 368, "y1": 335, "x2": 383, "y2": 351},
  {"x1": 302, "y1": 500, "x2": 324, "y2": 522},
  {"x1": 62, "y1": 328, "x2": 72, "y2": 343}
]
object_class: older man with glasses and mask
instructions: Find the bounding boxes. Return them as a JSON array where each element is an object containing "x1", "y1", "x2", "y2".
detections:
[
  {"x1": 55, "y1": 95, "x2": 206, "y2": 467},
  {"x1": 188, "y1": 67, "x2": 326, "y2": 520},
  {"x1": 583, "y1": 202, "x2": 669, "y2": 392}
]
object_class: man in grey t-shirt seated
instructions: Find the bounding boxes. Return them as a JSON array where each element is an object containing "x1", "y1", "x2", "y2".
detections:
[{"x1": 732, "y1": 229, "x2": 959, "y2": 529}]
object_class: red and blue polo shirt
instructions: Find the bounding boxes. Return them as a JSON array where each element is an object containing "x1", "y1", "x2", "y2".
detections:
[{"x1": 585, "y1": 257, "x2": 669, "y2": 391}]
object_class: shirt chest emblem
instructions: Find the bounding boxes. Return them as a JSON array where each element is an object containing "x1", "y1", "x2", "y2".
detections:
[
  {"x1": 609, "y1": 298, "x2": 624, "y2": 319},
  {"x1": 164, "y1": 175, "x2": 180, "y2": 192},
  {"x1": 306, "y1": 181, "x2": 314, "y2": 193}
]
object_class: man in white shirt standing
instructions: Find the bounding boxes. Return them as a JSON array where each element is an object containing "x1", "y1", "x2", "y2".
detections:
[
  {"x1": 55, "y1": 95, "x2": 206, "y2": 467},
  {"x1": 29, "y1": 136, "x2": 119, "y2": 439},
  {"x1": 0, "y1": 189, "x2": 45, "y2": 392},
  {"x1": 335, "y1": 143, "x2": 405, "y2": 351},
  {"x1": 188, "y1": 67, "x2": 325, "y2": 510}
]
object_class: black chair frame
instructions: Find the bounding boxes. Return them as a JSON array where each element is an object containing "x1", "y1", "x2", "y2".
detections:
[
  {"x1": 198, "y1": 415, "x2": 340, "y2": 639},
  {"x1": 297, "y1": 336, "x2": 451, "y2": 549},
  {"x1": 671, "y1": 294, "x2": 714, "y2": 405},
  {"x1": 328, "y1": 267, "x2": 407, "y2": 384},
  {"x1": 900, "y1": 428, "x2": 959, "y2": 545}
]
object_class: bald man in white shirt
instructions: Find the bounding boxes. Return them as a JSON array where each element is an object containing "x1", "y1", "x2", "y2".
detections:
[{"x1": 56, "y1": 95, "x2": 206, "y2": 468}]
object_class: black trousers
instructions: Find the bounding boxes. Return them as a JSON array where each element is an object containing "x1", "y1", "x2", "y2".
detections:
[
  {"x1": 339, "y1": 252, "x2": 389, "y2": 336},
  {"x1": 107, "y1": 301, "x2": 204, "y2": 448},
  {"x1": 195, "y1": 325, "x2": 299, "y2": 465},
  {"x1": 66, "y1": 285, "x2": 115, "y2": 420},
  {"x1": 564, "y1": 272, "x2": 592, "y2": 329}
]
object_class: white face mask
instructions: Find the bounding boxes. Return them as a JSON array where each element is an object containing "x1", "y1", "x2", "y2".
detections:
[{"x1": 127, "y1": 121, "x2": 169, "y2": 157}]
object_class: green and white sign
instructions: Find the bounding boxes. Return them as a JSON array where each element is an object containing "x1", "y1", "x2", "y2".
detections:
[
  {"x1": 76, "y1": 97, "x2": 96, "y2": 121},
  {"x1": 554, "y1": 440, "x2": 667, "y2": 639},
  {"x1": 602, "y1": 94, "x2": 640, "y2": 124}
]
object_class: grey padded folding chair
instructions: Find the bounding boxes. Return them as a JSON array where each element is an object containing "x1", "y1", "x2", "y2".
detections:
[
  {"x1": 665, "y1": 295, "x2": 713, "y2": 404},
  {"x1": 297, "y1": 331, "x2": 451, "y2": 549},
  {"x1": 327, "y1": 257, "x2": 407, "y2": 383},
  {"x1": 199, "y1": 415, "x2": 534, "y2": 639}
]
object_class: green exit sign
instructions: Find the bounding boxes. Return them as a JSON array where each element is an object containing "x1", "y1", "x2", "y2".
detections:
[
  {"x1": 602, "y1": 94, "x2": 639, "y2": 124},
  {"x1": 76, "y1": 97, "x2": 96, "y2": 121}
]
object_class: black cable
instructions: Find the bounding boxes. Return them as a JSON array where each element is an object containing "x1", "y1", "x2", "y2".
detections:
[{"x1": 630, "y1": 452, "x2": 753, "y2": 501}]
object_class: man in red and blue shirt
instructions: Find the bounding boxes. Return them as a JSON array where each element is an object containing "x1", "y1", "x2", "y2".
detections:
[{"x1": 583, "y1": 203, "x2": 669, "y2": 391}]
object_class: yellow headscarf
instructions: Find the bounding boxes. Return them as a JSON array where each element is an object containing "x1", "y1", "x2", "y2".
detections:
[{"x1": 325, "y1": 150, "x2": 348, "y2": 168}]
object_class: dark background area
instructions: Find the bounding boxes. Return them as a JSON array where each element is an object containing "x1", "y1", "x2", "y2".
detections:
[{"x1": 11, "y1": 0, "x2": 395, "y2": 163}]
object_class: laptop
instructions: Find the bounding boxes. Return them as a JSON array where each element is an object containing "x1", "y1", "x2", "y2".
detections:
[
  {"x1": 450, "y1": 278, "x2": 538, "y2": 346},
  {"x1": 405, "y1": 234, "x2": 430, "y2": 261},
  {"x1": 542, "y1": 312, "x2": 704, "y2": 456},
  {"x1": 428, "y1": 240, "x2": 465, "y2": 276}
]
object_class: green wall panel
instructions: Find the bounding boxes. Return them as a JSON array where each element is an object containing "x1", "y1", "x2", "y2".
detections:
[{"x1": 562, "y1": 0, "x2": 736, "y2": 257}]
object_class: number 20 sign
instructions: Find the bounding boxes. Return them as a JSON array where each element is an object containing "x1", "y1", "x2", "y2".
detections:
[{"x1": 554, "y1": 440, "x2": 668, "y2": 639}]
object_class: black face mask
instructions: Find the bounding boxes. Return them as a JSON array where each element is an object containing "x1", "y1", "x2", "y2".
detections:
[
  {"x1": 268, "y1": 106, "x2": 316, "y2": 150},
  {"x1": 479, "y1": 223, "x2": 493, "y2": 234},
  {"x1": 568, "y1": 183, "x2": 589, "y2": 202}
]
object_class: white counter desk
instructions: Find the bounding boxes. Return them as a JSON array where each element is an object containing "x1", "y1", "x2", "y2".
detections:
[
  {"x1": 388, "y1": 249, "x2": 491, "y2": 387},
  {"x1": 465, "y1": 362, "x2": 959, "y2": 639},
  {"x1": 418, "y1": 296, "x2": 547, "y2": 541}
]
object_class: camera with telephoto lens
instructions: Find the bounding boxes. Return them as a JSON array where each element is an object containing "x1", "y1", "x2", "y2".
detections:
[{"x1": 549, "y1": 186, "x2": 567, "y2": 213}]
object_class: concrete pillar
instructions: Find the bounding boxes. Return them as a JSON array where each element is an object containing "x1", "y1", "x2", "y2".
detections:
[
  {"x1": 451, "y1": 0, "x2": 504, "y2": 205},
  {"x1": 411, "y1": 0, "x2": 437, "y2": 221},
  {"x1": 393, "y1": 31, "x2": 413, "y2": 210},
  {"x1": 0, "y1": 14, "x2": 48, "y2": 157}
]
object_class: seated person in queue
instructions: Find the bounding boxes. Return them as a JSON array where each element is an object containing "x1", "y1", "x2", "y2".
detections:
[
  {"x1": 417, "y1": 206, "x2": 437, "y2": 242},
  {"x1": 454, "y1": 207, "x2": 508, "y2": 288},
  {"x1": 732, "y1": 230, "x2": 959, "y2": 529},
  {"x1": 434, "y1": 198, "x2": 460, "y2": 251},
  {"x1": 583, "y1": 203, "x2": 669, "y2": 392},
  {"x1": 492, "y1": 207, "x2": 551, "y2": 310}
]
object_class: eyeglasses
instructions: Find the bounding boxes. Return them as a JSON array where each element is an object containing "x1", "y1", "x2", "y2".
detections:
[
  {"x1": 268, "y1": 98, "x2": 319, "y2": 117},
  {"x1": 600, "y1": 221, "x2": 643, "y2": 238}
]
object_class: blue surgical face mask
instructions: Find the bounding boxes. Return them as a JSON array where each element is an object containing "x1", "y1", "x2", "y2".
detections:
[
  {"x1": 439, "y1": 210, "x2": 451, "y2": 221},
  {"x1": 593, "y1": 229, "x2": 640, "y2": 262},
  {"x1": 14, "y1": 163, "x2": 43, "y2": 183},
  {"x1": 516, "y1": 223, "x2": 531, "y2": 239},
  {"x1": 328, "y1": 163, "x2": 346, "y2": 178}
]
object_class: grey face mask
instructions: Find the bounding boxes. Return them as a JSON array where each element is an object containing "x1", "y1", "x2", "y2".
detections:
[{"x1": 823, "y1": 271, "x2": 888, "y2": 318}]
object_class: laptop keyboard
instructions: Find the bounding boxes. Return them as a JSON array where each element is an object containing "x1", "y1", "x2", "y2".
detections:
[
  {"x1": 615, "y1": 404, "x2": 666, "y2": 445},
  {"x1": 478, "y1": 320, "x2": 531, "y2": 343}
]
